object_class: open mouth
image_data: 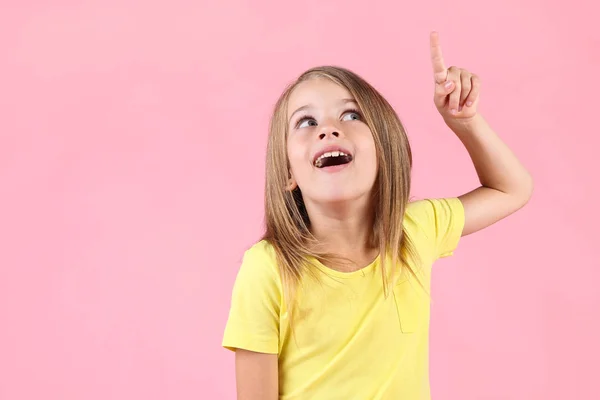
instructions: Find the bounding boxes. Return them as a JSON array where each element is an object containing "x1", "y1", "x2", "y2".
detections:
[{"x1": 313, "y1": 150, "x2": 353, "y2": 168}]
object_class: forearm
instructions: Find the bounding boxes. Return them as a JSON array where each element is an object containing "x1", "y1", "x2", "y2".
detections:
[{"x1": 448, "y1": 114, "x2": 533, "y2": 201}]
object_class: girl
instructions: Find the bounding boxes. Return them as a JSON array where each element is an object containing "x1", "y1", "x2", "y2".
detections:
[{"x1": 222, "y1": 32, "x2": 533, "y2": 400}]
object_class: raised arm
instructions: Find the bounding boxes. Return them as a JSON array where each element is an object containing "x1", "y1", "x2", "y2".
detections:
[{"x1": 429, "y1": 31, "x2": 533, "y2": 236}]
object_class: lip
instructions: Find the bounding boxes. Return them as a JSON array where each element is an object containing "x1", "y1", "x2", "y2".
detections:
[{"x1": 311, "y1": 145, "x2": 353, "y2": 165}]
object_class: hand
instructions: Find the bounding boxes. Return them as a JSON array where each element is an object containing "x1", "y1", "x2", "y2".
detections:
[{"x1": 430, "y1": 31, "x2": 481, "y2": 123}]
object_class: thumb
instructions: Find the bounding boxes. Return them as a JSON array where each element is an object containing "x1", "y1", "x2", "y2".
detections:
[{"x1": 434, "y1": 80, "x2": 454, "y2": 107}]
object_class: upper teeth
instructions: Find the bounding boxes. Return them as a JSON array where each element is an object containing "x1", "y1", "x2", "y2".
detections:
[{"x1": 315, "y1": 151, "x2": 347, "y2": 163}]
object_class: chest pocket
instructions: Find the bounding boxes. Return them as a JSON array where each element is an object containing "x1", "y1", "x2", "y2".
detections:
[{"x1": 393, "y1": 278, "x2": 427, "y2": 334}]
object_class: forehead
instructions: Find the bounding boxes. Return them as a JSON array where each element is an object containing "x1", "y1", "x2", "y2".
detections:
[{"x1": 287, "y1": 78, "x2": 354, "y2": 118}]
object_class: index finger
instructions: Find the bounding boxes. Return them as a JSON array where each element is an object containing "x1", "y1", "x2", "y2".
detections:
[{"x1": 430, "y1": 31, "x2": 448, "y2": 83}]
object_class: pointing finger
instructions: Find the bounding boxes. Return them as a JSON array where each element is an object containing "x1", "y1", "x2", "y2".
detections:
[{"x1": 430, "y1": 31, "x2": 448, "y2": 83}]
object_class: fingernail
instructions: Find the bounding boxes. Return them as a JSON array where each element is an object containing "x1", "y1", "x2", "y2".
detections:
[
  {"x1": 450, "y1": 109, "x2": 457, "y2": 114},
  {"x1": 466, "y1": 101, "x2": 473, "y2": 107},
  {"x1": 444, "y1": 81, "x2": 453, "y2": 89}
]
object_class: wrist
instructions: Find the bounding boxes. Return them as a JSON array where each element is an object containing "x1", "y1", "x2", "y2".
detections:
[{"x1": 444, "y1": 113, "x2": 486, "y2": 136}]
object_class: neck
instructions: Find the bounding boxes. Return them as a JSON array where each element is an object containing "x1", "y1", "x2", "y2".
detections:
[{"x1": 304, "y1": 197, "x2": 377, "y2": 271}]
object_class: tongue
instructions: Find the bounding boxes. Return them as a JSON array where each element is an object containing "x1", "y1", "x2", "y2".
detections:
[{"x1": 317, "y1": 155, "x2": 352, "y2": 168}]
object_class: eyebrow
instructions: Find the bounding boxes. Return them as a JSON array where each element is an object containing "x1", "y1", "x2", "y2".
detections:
[{"x1": 288, "y1": 98, "x2": 358, "y2": 123}]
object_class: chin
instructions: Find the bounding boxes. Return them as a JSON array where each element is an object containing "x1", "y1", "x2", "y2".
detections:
[{"x1": 306, "y1": 187, "x2": 372, "y2": 205}]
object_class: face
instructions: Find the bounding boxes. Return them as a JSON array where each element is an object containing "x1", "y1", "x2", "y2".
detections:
[{"x1": 286, "y1": 78, "x2": 378, "y2": 206}]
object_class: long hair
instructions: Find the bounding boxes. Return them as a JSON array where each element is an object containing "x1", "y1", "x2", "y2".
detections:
[{"x1": 262, "y1": 66, "x2": 419, "y2": 319}]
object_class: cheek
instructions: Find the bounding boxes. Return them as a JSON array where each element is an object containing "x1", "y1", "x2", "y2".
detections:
[
  {"x1": 286, "y1": 138, "x2": 308, "y2": 174},
  {"x1": 357, "y1": 130, "x2": 378, "y2": 167}
]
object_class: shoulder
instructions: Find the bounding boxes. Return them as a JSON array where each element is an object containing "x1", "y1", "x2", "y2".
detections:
[
  {"x1": 235, "y1": 240, "x2": 282, "y2": 289},
  {"x1": 223, "y1": 240, "x2": 283, "y2": 354},
  {"x1": 405, "y1": 198, "x2": 464, "y2": 229},
  {"x1": 243, "y1": 240, "x2": 279, "y2": 270},
  {"x1": 244, "y1": 239, "x2": 278, "y2": 263},
  {"x1": 406, "y1": 198, "x2": 463, "y2": 220},
  {"x1": 404, "y1": 198, "x2": 465, "y2": 259}
]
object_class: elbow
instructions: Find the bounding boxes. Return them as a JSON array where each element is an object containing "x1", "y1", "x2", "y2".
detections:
[
  {"x1": 515, "y1": 172, "x2": 534, "y2": 209},
  {"x1": 497, "y1": 172, "x2": 533, "y2": 211}
]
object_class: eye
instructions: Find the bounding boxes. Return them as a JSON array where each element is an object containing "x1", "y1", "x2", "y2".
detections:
[
  {"x1": 297, "y1": 117, "x2": 318, "y2": 129},
  {"x1": 342, "y1": 110, "x2": 361, "y2": 122}
]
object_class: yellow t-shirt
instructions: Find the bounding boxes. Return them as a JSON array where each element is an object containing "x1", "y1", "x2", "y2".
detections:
[{"x1": 222, "y1": 198, "x2": 465, "y2": 399}]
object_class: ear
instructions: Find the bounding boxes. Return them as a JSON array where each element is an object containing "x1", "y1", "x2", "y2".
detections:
[{"x1": 286, "y1": 171, "x2": 298, "y2": 191}]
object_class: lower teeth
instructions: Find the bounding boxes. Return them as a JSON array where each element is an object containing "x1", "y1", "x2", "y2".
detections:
[{"x1": 315, "y1": 155, "x2": 352, "y2": 168}]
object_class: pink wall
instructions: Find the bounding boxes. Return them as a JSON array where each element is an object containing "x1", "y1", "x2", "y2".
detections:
[{"x1": 1, "y1": 1, "x2": 598, "y2": 399}]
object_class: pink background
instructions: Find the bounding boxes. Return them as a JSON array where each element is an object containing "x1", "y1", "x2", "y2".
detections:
[{"x1": 1, "y1": 1, "x2": 598, "y2": 399}]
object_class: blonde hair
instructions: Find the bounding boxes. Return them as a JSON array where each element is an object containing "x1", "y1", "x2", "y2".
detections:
[{"x1": 262, "y1": 66, "x2": 419, "y2": 317}]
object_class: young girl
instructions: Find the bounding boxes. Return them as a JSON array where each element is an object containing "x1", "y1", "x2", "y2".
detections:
[{"x1": 222, "y1": 32, "x2": 533, "y2": 400}]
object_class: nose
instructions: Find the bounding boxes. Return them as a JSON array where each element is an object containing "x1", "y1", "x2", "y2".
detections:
[
  {"x1": 318, "y1": 118, "x2": 344, "y2": 140},
  {"x1": 318, "y1": 127, "x2": 341, "y2": 140},
  {"x1": 319, "y1": 131, "x2": 340, "y2": 140}
]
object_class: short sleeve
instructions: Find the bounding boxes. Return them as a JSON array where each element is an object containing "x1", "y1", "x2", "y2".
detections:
[
  {"x1": 222, "y1": 243, "x2": 282, "y2": 354},
  {"x1": 406, "y1": 198, "x2": 465, "y2": 259}
]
